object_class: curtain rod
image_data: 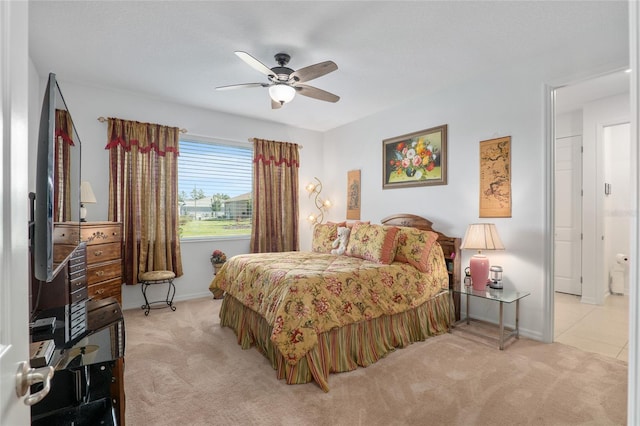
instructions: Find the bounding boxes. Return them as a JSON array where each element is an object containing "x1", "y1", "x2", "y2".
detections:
[
  {"x1": 247, "y1": 137, "x2": 303, "y2": 149},
  {"x1": 97, "y1": 116, "x2": 187, "y2": 133}
]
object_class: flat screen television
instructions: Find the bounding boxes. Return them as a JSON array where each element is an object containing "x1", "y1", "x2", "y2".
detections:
[{"x1": 31, "y1": 73, "x2": 82, "y2": 282}]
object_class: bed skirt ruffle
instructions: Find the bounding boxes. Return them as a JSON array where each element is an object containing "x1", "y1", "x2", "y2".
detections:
[{"x1": 219, "y1": 289, "x2": 454, "y2": 392}]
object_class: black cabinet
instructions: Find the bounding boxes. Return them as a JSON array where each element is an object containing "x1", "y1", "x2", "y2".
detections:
[{"x1": 31, "y1": 298, "x2": 125, "y2": 425}]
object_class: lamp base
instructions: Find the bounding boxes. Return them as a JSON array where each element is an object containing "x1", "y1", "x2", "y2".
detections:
[{"x1": 470, "y1": 254, "x2": 489, "y2": 291}]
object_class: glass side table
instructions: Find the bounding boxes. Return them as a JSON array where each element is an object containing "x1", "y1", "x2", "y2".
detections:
[{"x1": 451, "y1": 286, "x2": 530, "y2": 350}]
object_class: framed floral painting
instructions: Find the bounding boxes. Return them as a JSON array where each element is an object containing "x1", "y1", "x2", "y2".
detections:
[{"x1": 382, "y1": 124, "x2": 447, "y2": 189}]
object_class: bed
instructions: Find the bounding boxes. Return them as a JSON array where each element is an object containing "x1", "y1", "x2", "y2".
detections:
[{"x1": 209, "y1": 213, "x2": 461, "y2": 391}]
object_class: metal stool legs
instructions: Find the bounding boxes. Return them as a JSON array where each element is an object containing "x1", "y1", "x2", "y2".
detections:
[{"x1": 139, "y1": 271, "x2": 177, "y2": 316}]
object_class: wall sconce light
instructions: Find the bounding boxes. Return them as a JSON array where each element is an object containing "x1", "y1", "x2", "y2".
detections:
[{"x1": 305, "y1": 177, "x2": 331, "y2": 225}]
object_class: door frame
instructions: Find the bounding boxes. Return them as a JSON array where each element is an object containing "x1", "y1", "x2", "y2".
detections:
[
  {"x1": 0, "y1": 1, "x2": 31, "y2": 424},
  {"x1": 546, "y1": 71, "x2": 633, "y2": 339},
  {"x1": 545, "y1": 5, "x2": 639, "y2": 416}
]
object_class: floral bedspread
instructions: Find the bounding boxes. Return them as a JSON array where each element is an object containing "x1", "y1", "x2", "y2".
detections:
[{"x1": 209, "y1": 246, "x2": 449, "y2": 365}]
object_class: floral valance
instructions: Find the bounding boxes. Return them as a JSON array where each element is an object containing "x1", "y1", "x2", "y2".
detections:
[
  {"x1": 55, "y1": 109, "x2": 74, "y2": 146},
  {"x1": 252, "y1": 138, "x2": 300, "y2": 167},
  {"x1": 105, "y1": 117, "x2": 180, "y2": 157}
]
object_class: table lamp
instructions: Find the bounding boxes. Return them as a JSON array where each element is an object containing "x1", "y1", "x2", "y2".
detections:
[
  {"x1": 80, "y1": 181, "x2": 97, "y2": 222},
  {"x1": 460, "y1": 223, "x2": 504, "y2": 291}
]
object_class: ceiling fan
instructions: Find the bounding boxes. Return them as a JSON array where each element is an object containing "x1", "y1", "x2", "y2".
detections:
[{"x1": 216, "y1": 51, "x2": 340, "y2": 109}]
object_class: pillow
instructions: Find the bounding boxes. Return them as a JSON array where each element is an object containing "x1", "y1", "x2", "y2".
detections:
[
  {"x1": 311, "y1": 223, "x2": 339, "y2": 253},
  {"x1": 345, "y1": 220, "x2": 370, "y2": 229},
  {"x1": 394, "y1": 227, "x2": 439, "y2": 272},
  {"x1": 327, "y1": 221, "x2": 347, "y2": 227},
  {"x1": 345, "y1": 223, "x2": 399, "y2": 264}
]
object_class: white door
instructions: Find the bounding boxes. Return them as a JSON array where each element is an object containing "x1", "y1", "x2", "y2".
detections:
[
  {"x1": 554, "y1": 135, "x2": 583, "y2": 295},
  {"x1": 0, "y1": 2, "x2": 32, "y2": 424}
]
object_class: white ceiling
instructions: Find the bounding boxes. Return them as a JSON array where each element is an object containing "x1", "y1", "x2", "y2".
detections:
[{"x1": 28, "y1": 1, "x2": 629, "y2": 132}]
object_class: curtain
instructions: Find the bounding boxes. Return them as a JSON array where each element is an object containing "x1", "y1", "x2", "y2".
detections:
[
  {"x1": 250, "y1": 138, "x2": 300, "y2": 253},
  {"x1": 105, "y1": 117, "x2": 183, "y2": 285},
  {"x1": 54, "y1": 109, "x2": 74, "y2": 221}
]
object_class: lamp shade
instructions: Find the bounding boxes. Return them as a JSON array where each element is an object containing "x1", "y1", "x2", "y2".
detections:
[
  {"x1": 460, "y1": 223, "x2": 504, "y2": 290},
  {"x1": 269, "y1": 84, "x2": 296, "y2": 105},
  {"x1": 80, "y1": 181, "x2": 97, "y2": 204},
  {"x1": 80, "y1": 181, "x2": 96, "y2": 222}
]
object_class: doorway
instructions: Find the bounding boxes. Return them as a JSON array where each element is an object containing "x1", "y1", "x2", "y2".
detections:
[{"x1": 552, "y1": 70, "x2": 631, "y2": 361}]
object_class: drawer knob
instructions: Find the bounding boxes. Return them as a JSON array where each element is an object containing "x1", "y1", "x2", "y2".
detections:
[
  {"x1": 94, "y1": 250, "x2": 103, "y2": 256},
  {"x1": 95, "y1": 271, "x2": 104, "y2": 277},
  {"x1": 96, "y1": 289, "x2": 105, "y2": 295}
]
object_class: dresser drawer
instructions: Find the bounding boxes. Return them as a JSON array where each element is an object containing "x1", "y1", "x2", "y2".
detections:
[
  {"x1": 87, "y1": 298, "x2": 123, "y2": 331},
  {"x1": 53, "y1": 226, "x2": 81, "y2": 245},
  {"x1": 87, "y1": 260, "x2": 122, "y2": 285},
  {"x1": 70, "y1": 286, "x2": 88, "y2": 304},
  {"x1": 88, "y1": 278, "x2": 122, "y2": 303},
  {"x1": 86, "y1": 242, "x2": 121, "y2": 265},
  {"x1": 82, "y1": 225, "x2": 122, "y2": 245},
  {"x1": 54, "y1": 223, "x2": 122, "y2": 245},
  {"x1": 69, "y1": 273, "x2": 87, "y2": 293}
]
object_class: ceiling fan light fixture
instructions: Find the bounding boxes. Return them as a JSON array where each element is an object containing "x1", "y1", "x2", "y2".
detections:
[{"x1": 269, "y1": 84, "x2": 296, "y2": 105}]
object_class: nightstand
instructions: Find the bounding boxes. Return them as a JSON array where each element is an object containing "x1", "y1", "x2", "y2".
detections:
[{"x1": 451, "y1": 286, "x2": 530, "y2": 350}]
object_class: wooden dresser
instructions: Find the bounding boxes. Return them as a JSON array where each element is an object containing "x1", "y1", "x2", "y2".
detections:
[{"x1": 54, "y1": 221, "x2": 123, "y2": 304}]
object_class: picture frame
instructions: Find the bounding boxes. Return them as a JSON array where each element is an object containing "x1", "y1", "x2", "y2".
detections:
[
  {"x1": 346, "y1": 170, "x2": 361, "y2": 220},
  {"x1": 382, "y1": 124, "x2": 447, "y2": 189},
  {"x1": 479, "y1": 136, "x2": 511, "y2": 217}
]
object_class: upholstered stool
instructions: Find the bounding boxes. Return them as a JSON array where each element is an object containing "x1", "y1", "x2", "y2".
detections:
[{"x1": 139, "y1": 270, "x2": 177, "y2": 316}]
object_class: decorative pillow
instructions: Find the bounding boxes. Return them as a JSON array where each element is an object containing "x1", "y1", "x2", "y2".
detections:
[
  {"x1": 394, "y1": 227, "x2": 439, "y2": 273},
  {"x1": 345, "y1": 220, "x2": 370, "y2": 229},
  {"x1": 312, "y1": 223, "x2": 339, "y2": 253},
  {"x1": 327, "y1": 221, "x2": 347, "y2": 227},
  {"x1": 345, "y1": 223, "x2": 399, "y2": 264}
]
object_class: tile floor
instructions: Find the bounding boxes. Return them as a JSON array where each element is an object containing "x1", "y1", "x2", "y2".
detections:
[{"x1": 554, "y1": 291, "x2": 628, "y2": 362}]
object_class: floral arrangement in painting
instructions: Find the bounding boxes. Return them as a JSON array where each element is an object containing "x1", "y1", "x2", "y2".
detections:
[
  {"x1": 388, "y1": 137, "x2": 439, "y2": 179},
  {"x1": 210, "y1": 249, "x2": 227, "y2": 265}
]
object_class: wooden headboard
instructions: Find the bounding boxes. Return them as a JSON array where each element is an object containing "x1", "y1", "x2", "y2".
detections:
[{"x1": 381, "y1": 214, "x2": 461, "y2": 317}]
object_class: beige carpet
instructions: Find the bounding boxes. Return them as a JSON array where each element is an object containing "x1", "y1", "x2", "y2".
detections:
[{"x1": 123, "y1": 297, "x2": 627, "y2": 425}]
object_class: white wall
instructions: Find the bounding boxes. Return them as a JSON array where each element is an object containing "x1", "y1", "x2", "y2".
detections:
[
  {"x1": 321, "y1": 61, "x2": 626, "y2": 341},
  {"x1": 556, "y1": 110, "x2": 583, "y2": 139},
  {"x1": 28, "y1": 75, "x2": 325, "y2": 311}
]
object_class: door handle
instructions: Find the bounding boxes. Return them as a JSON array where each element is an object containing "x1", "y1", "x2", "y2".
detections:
[{"x1": 15, "y1": 361, "x2": 54, "y2": 406}]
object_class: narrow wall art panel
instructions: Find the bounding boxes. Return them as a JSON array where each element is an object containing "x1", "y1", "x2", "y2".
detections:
[
  {"x1": 347, "y1": 170, "x2": 361, "y2": 220},
  {"x1": 479, "y1": 136, "x2": 512, "y2": 218}
]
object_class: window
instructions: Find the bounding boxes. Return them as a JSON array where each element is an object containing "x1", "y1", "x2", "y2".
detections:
[{"x1": 178, "y1": 136, "x2": 253, "y2": 239}]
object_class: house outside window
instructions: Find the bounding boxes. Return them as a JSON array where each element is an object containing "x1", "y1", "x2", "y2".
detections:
[{"x1": 178, "y1": 136, "x2": 253, "y2": 239}]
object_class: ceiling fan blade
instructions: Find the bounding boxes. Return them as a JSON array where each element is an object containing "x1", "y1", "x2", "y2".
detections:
[
  {"x1": 271, "y1": 98, "x2": 282, "y2": 109},
  {"x1": 296, "y1": 84, "x2": 340, "y2": 103},
  {"x1": 291, "y1": 61, "x2": 338, "y2": 83},
  {"x1": 215, "y1": 83, "x2": 268, "y2": 91},
  {"x1": 235, "y1": 51, "x2": 275, "y2": 78}
]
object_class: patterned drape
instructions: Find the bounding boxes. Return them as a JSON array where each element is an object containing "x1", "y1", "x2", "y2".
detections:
[
  {"x1": 105, "y1": 118, "x2": 183, "y2": 285},
  {"x1": 54, "y1": 109, "x2": 74, "y2": 221},
  {"x1": 250, "y1": 138, "x2": 300, "y2": 253}
]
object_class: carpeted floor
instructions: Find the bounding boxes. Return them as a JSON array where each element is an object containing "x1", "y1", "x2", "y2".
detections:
[{"x1": 123, "y1": 297, "x2": 627, "y2": 425}]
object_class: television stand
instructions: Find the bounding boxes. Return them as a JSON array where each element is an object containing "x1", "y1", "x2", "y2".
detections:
[{"x1": 31, "y1": 297, "x2": 125, "y2": 425}]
